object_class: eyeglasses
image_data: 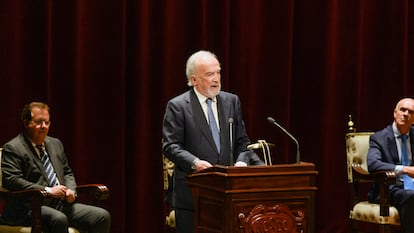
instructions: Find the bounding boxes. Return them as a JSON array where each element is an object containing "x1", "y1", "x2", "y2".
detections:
[{"x1": 31, "y1": 119, "x2": 51, "y2": 127}]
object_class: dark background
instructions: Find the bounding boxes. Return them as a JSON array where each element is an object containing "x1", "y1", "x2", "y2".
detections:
[{"x1": 1, "y1": 1, "x2": 414, "y2": 232}]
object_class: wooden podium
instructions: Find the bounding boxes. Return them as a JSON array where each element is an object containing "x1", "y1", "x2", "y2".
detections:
[{"x1": 186, "y1": 162, "x2": 318, "y2": 233}]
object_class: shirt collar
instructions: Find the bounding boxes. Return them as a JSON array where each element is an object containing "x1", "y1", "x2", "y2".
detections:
[
  {"x1": 31, "y1": 142, "x2": 44, "y2": 158},
  {"x1": 193, "y1": 88, "x2": 217, "y2": 104},
  {"x1": 31, "y1": 142, "x2": 44, "y2": 148},
  {"x1": 393, "y1": 122, "x2": 409, "y2": 138}
]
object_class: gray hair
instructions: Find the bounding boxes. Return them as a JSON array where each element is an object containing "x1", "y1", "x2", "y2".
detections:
[{"x1": 185, "y1": 50, "x2": 218, "y2": 86}]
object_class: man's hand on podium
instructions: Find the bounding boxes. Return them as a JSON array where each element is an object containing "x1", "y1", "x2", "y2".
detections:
[
  {"x1": 234, "y1": 161, "x2": 247, "y2": 167},
  {"x1": 194, "y1": 160, "x2": 213, "y2": 171}
]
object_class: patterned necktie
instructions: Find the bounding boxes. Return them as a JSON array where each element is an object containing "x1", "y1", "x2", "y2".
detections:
[
  {"x1": 206, "y1": 98, "x2": 220, "y2": 152},
  {"x1": 400, "y1": 135, "x2": 414, "y2": 190},
  {"x1": 37, "y1": 145, "x2": 59, "y2": 187},
  {"x1": 37, "y1": 145, "x2": 63, "y2": 210}
]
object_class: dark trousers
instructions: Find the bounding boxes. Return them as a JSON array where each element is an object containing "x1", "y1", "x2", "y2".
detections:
[
  {"x1": 391, "y1": 187, "x2": 414, "y2": 233},
  {"x1": 39, "y1": 203, "x2": 111, "y2": 233},
  {"x1": 175, "y1": 208, "x2": 194, "y2": 233}
]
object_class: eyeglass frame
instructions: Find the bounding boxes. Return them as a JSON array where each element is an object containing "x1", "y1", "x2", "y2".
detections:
[{"x1": 30, "y1": 119, "x2": 51, "y2": 127}]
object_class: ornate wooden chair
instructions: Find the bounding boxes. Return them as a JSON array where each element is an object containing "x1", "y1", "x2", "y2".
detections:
[
  {"x1": 346, "y1": 117, "x2": 400, "y2": 233},
  {"x1": 0, "y1": 148, "x2": 109, "y2": 233},
  {"x1": 163, "y1": 154, "x2": 176, "y2": 231}
]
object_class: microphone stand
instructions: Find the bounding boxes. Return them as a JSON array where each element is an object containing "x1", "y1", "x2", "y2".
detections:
[
  {"x1": 267, "y1": 117, "x2": 300, "y2": 164},
  {"x1": 229, "y1": 118, "x2": 234, "y2": 166}
]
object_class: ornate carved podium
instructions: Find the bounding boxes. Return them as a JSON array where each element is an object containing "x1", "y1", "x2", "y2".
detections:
[{"x1": 186, "y1": 162, "x2": 318, "y2": 233}]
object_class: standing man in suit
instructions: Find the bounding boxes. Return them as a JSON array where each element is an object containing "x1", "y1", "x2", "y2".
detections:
[
  {"x1": 162, "y1": 50, "x2": 263, "y2": 233},
  {"x1": 1, "y1": 102, "x2": 111, "y2": 233},
  {"x1": 367, "y1": 97, "x2": 414, "y2": 233}
]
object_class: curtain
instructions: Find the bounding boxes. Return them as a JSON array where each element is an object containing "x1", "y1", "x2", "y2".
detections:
[{"x1": 1, "y1": 0, "x2": 413, "y2": 232}]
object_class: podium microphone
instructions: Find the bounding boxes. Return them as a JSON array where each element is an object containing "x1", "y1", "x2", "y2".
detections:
[
  {"x1": 267, "y1": 116, "x2": 300, "y2": 163},
  {"x1": 228, "y1": 118, "x2": 234, "y2": 166}
]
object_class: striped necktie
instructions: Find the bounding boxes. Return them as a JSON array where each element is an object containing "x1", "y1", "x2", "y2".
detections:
[
  {"x1": 37, "y1": 145, "x2": 63, "y2": 210},
  {"x1": 37, "y1": 145, "x2": 59, "y2": 187}
]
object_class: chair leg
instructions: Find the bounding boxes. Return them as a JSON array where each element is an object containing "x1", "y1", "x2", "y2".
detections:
[{"x1": 379, "y1": 224, "x2": 391, "y2": 233}]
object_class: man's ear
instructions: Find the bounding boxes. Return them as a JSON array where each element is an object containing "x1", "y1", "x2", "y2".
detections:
[{"x1": 23, "y1": 120, "x2": 29, "y2": 128}]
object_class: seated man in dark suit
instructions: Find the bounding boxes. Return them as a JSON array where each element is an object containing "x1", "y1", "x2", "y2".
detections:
[
  {"x1": 368, "y1": 97, "x2": 414, "y2": 233},
  {"x1": 1, "y1": 101, "x2": 111, "y2": 233}
]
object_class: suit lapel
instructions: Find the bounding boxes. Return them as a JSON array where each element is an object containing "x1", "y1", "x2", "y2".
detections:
[
  {"x1": 22, "y1": 135, "x2": 50, "y2": 184},
  {"x1": 387, "y1": 136, "x2": 399, "y2": 164},
  {"x1": 217, "y1": 94, "x2": 230, "y2": 156}
]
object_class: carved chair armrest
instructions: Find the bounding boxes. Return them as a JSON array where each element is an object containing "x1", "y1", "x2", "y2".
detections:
[
  {"x1": 370, "y1": 170, "x2": 397, "y2": 185},
  {"x1": 352, "y1": 166, "x2": 370, "y2": 177},
  {"x1": 352, "y1": 168, "x2": 397, "y2": 217},
  {"x1": 0, "y1": 187, "x2": 50, "y2": 200},
  {"x1": 76, "y1": 184, "x2": 109, "y2": 203},
  {"x1": 352, "y1": 167, "x2": 397, "y2": 185},
  {"x1": 0, "y1": 188, "x2": 50, "y2": 233}
]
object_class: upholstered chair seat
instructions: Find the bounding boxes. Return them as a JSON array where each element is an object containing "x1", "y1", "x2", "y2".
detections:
[{"x1": 350, "y1": 201, "x2": 399, "y2": 225}]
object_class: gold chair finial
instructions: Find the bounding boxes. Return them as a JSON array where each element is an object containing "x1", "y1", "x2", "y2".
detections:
[{"x1": 348, "y1": 115, "x2": 356, "y2": 132}]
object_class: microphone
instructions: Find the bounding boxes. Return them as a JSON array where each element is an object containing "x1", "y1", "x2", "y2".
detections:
[
  {"x1": 228, "y1": 118, "x2": 234, "y2": 166},
  {"x1": 267, "y1": 116, "x2": 300, "y2": 163}
]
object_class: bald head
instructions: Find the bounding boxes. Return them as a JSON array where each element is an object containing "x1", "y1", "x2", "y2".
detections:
[{"x1": 394, "y1": 98, "x2": 414, "y2": 133}]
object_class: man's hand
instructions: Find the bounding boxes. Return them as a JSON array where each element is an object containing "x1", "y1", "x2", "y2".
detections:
[
  {"x1": 403, "y1": 166, "x2": 414, "y2": 177},
  {"x1": 49, "y1": 185, "x2": 67, "y2": 199},
  {"x1": 48, "y1": 186, "x2": 76, "y2": 203},
  {"x1": 65, "y1": 189, "x2": 76, "y2": 203},
  {"x1": 234, "y1": 161, "x2": 248, "y2": 167},
  {"x1": 194, "y1": 160, "x2": 212, "y2": 171}
]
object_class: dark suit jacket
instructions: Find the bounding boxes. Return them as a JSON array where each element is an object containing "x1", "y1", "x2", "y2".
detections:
[
  {"x1": 367, "y1": 124, "x2": 414, "y2": 206},
  {"x1": 1, "y1": 133, "x2": 76, "y2": 222},
  {"x1": 162, "y1": 89, "x2": 262, "y2": 209}
]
